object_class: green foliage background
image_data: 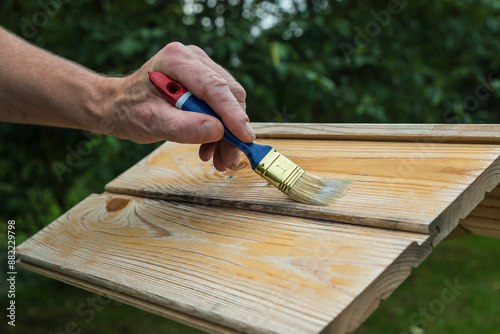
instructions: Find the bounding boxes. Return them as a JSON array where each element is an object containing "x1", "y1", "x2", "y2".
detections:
[{"x1": 1, "y1": 1, "x2": 499, "y2": 334}]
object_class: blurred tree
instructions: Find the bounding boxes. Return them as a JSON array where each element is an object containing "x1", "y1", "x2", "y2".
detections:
[{"x1": 1, "y1": 0, "x2": 499, "y2": 243}]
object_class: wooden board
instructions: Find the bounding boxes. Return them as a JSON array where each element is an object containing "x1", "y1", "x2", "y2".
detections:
[
  {"x1": 16, "y1": 261, "x2": 238, "y2": 334},
  {"x1": 105, "y1": 140, "x2": 500, "y2": 235},
  {"x1": 459, "y1": 184, "x2": 500, "y2": 239},
  {"x1": 16, "y1": 124, "x2": 500, "y2": 334},
  {"x1": 252, "y1": 123, "x2": 500, "y2": 144},
  {"x1": 17, "y1": 193, "x2": 432, "y2": 334}
]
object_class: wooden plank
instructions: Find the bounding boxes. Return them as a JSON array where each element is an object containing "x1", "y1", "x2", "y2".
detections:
[
  {"x1": 252, "y1": 123, "x2": 500, "y2": 144},
  {"x1": 105, "y1": 140, "x2": 500, "y2": 235},
  {"x1": 431, "y1": 156, "x2": 500, "y2": 244},
  {"x1": 458, "y1": 184, "x2": 500, "y2": 239},
  {"x1": 16, "y1": 260, "x2": 238, "y2": 334},
  {"x1": 17, "y1": 193, "x2": 432, "y2": 334},
  {"x1": 321, "y1": 236, "x2": 434, "y2": 334}
]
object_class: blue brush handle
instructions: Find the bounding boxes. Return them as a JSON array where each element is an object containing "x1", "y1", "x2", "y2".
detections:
[{"x1": 181, "y1": 94, "x2": 272, "y2": 170}]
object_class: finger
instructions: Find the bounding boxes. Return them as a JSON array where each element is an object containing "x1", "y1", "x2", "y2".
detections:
[
  {"x1": 212, "y1": 142, "x2": 226, "y2": 172},
  {"x1": 216, "y1": 66, "x2": 246, "y2": 111},
  {"x1": 187, "y1": 45, "x2": 247, "y2": 111},
  {"x1": 199, "y1": 142, "x2": 216, "y2": 162},
  {"x1": 156, "y1": 43, "x2": 255, "y2": 143},
  {"x1": 144, "y1": 96, "x2": 224, "y2": 144},
  {"x1": 219, "y1": 140, "x2": 241, "y2": 170},
  {"x1": 173, "y1": 65, "x2": 254, "y2": 143}
]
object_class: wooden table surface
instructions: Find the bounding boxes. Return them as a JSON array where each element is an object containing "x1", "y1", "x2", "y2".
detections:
[{"x1": 17, "y1": 124, "x2": 500, "y2": 334}]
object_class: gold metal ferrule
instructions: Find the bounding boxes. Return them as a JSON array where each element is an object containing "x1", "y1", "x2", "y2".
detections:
[{"x1": 254, "y1": 149, "x2": 304, "y2": 194}]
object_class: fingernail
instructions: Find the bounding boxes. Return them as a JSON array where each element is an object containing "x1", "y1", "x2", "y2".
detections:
[
  {"x1": 244, "y1": 122, "x2": 256, "y2": 141},
  {"x1": 202, "y1": 121, "x2": 220, "y2": 141}
]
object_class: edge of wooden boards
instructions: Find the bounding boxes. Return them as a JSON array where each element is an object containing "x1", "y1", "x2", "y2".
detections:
[
  {"x1": 16, "y1": 260, "x2": 238, "y2": 334},
  {"x1": 252, "y1": 123, "x2": 500, "y2": 144},
  {"x1": 432, "y1": 158, "x2": 500, "y2": 244},
  {"x1": 445, "y1": 183, "x2": 500, "y2": 240},
  {"x1": 322, "y1": 233, "x2": 434, "y2": 334}
]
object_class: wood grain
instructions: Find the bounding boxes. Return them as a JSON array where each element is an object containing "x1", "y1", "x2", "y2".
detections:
[
  {"x1": 17, "y1": 193, "x2": 432, "y2": 334},
  {"x1": 322, "y1": 236, "x2": 434, "y2": 334},
  {"x1": 431, "y1": 155, "x2": 500, "y2": 244},
  {"x1": 252, "y1": 123, "x2": 500, "y2": 144},
  {"x1": 17, "y1": 261, "x2": 239, "y2": 334},
  {"x1": 105, "y1": 140, "x2": 500, "y2": 234},
  {"x1": 17, "y1": 124, "x2": 500, "y2": 333}
]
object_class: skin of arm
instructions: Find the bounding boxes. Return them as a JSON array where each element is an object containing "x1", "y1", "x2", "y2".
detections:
[{"x1": 0, "y1": 27, "x2": 255, "y2": 171}]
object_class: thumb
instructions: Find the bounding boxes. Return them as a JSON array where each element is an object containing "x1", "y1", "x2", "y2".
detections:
[{"x1": 160, "y1": 109, "x2": 224, "y2": 144}]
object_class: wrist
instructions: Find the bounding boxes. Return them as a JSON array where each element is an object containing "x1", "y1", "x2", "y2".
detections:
[{"x1": 86, "y1": 74, "x2": 121, "y2": 135}]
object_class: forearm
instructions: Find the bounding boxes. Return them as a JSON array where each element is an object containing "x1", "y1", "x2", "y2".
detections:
[
  {"x1": 0, "y1": 27, "x2": 112, "y2": 131},
  {"x1": 0, "y1": 28, "x2": 253, "y2": 171}
]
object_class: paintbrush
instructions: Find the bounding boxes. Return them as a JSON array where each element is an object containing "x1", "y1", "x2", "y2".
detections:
[{"x1": 149, "y1": 71, "x2": 353, "y2": 205}]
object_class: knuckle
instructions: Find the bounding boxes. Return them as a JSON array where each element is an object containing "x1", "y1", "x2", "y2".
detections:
[
  {"x1": 206, "y1": 73, "x2": 228, "y2": 87},
  {"x1": 228, "y1": 79, "x2": 247, "y2": 102},
  {"x1": 163, "y1": 42, "x2": 186, "y2": 56},
  {"x1": 203, "y1": 73, "x2": 228, "y2": 100},
  {"x1": 160, "y1": 43, "x2": 188, "y2": 68},
  {"x1": 161, "y1": 42, "x2": 197, "y2": 70},
  {"x1": 187, "y1": 45, "x2": 206, "y2": 57}
]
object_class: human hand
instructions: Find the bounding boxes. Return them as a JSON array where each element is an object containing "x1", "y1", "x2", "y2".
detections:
[{"x1": 98, "y1": 42, "x2": 255, "y2": 171}]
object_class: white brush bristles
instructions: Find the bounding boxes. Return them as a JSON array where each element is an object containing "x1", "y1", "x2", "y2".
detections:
[{"x1": 287, "y1": 172, "x2": 353, "y2": 206}]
